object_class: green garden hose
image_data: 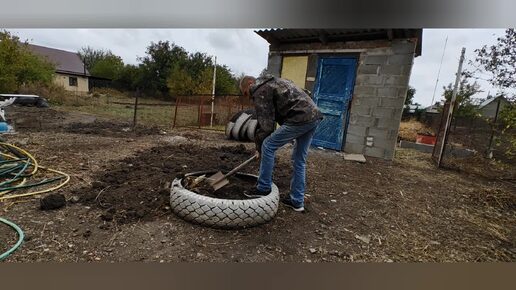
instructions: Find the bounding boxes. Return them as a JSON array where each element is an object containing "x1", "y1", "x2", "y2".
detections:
[
  {"x1": 0, "y1": 142, "x2": 70, "y2": 260},
  {"x1": 0, "y1": 142, "x2": 70, "y2": 200},
  {"x1": 0, "y1": 217, "x2": 24, "y2": 261}
]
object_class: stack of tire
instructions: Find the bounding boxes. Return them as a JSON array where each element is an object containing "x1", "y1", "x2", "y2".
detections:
[{"x1": 225, "y1": 109, "x2": 257, "y2": 142}]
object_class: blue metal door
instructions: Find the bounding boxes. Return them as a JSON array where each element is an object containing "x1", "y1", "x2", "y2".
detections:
[{"x1": 311, "y1": 57, "x2": 357, "y2": 150}]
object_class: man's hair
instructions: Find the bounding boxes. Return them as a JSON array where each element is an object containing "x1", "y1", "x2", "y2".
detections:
[{"x1": 239, "y1": 75, "x2": 256, "y2": 93}]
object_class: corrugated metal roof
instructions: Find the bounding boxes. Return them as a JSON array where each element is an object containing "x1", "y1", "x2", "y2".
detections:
[
  {"x1": 27, "y1": 44, "x2": 90, "y2": 76},
  {"x1": 478, "y1": 96, "x2": 508, "y2": 109},
  {"x1": 255, "y1": 29, "x2": 422, "y2": 56}
]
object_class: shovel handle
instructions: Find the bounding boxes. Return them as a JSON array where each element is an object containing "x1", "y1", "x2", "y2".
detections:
[{"x1": 222, "y1": 154, "x2": 258, "y2": 181}]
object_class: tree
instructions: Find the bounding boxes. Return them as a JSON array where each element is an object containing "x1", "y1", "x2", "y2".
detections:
[
  {"x1": 404, "y1": 86, "x2": 416, "y2": 106},
  {"x1": 115, "y1": 64, "x2": 144, "y2": 91},
  {"x1": 166, "y1": 52, "x2": 239, "y2": 96},
  {"x1": 167, "y1": 64, "x2": 212, "y2": 96},
  {"x1": 90, "y1": 54, "x2": 124, "y2": 80},
  {"x1": 442, "y1": 78, "x2": 482, "y2": 118},
  {"x1": 498, "y1": 101, "x2": 516, "y2": 157},
  {"x1": 468, "y1": 29, "x2": 516, "y2": 100},
  {"x1": 78, "y1": 46, "x2": 109, "y2": 72},
  {"x1": 167, "y1": 65, "x2": 195, "y2": 96},
  {"x1": 139, "y1": 41, "x2": 188, "y2": 95},
  {"x1": 78, "y1": 46, "x2": 125, "y2": 80},
  {"x1": 0, "y1": 30, "x2": 55, "y2": 93},
  {"x1": 215, "y1": 65, "x2": 239, "y2": 95}
]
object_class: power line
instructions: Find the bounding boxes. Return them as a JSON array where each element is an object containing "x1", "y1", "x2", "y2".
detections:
[{"x1": 431, "y1": 36, "x2": 448, "y2": 106}]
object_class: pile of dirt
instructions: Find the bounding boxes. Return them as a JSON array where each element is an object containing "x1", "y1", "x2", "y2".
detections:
[
  {"x1": 65, "y1": 121, "x2": 162, "y2": 137},
  {"x1": 182, "y1": 173, "x2": 258, "y2": 200},
  {"x1": 6, "y1": 106, "x2": 161, "y2": 137},
  {"x1": 6, "y1": 106, "x2": 71, "y2": 131},
  {"x1": 78, "y1": 143, "x2": 267, "y2": 224}
]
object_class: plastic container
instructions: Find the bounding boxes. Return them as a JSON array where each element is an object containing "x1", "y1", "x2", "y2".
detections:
[
  {"x1": 0, "y1": 122, "x2": 9, "y2": 132},
  {"x1": 416, "y1": 134, "x2": 436, "y2": 145}
]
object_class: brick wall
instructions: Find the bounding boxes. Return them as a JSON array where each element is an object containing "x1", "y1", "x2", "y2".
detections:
[{"x1": 345, "y1": 40, "x2": 416, "y2": 159}]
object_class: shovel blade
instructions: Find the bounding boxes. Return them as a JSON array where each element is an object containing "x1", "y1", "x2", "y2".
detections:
[{"x1": 208, "y1": 171, "x2": 229, "y2": 191}]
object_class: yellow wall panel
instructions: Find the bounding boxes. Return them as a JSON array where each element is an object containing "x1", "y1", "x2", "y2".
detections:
[
  {"x1": 281, "y1": 56, "x2": 308, "y2": 89},
  {"x1": 53, "y1": 74, "x2": 89, "y2": 94}
]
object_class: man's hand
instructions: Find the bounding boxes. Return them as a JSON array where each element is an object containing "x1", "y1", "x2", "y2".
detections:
[{"x1": 255, "y1": 151, "x2": 260, "y2": 160}]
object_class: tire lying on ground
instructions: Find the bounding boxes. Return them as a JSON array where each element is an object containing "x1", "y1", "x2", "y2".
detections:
[{"x1": 170, "y1": 171, "x2": 280, "y2": 229}]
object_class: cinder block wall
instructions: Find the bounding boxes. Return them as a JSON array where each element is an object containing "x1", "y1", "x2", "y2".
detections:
[
  {"x1": 265, "y1": 39, "x2": 417, "y2": 160},
  {"x1": 345, "y1": 40, "x2": 416, "y2": 159}
]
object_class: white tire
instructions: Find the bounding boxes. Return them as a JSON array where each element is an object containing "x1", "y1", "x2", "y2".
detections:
[
  {"x1": 239, "y1": 118, "x2": 252, "y2": 140},
  {"x1": 246, "y1": 119, "x2": 258, "y2": 141},
  {"x1": 231, "y1": 113, "x2": 251, "y2": 141},
  {"x1": 170, "y1": 171, "x2": 279, "y2": 229},
  {"x1": 225, "y1": 122, "x2": 235, "y2": 139}
]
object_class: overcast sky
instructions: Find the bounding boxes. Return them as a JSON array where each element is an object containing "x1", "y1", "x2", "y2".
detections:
[{"x1": 5, "y1": 28, "x2": 511, "y2": 106}]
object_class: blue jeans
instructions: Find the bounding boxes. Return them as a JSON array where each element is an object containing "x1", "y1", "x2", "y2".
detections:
[{"x1": 257, "y1": 120, "x2": 320, "y2": 207}]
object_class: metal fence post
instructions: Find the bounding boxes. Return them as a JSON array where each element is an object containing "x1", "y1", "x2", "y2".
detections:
[
  {"x1": 487, "y1": 97, "x2": 502, "y2": 158},
  {"x1": 198, "y1": 96, "x2": 203, "y2": 129},
  {"x1": 133, "y1": 89, "x2": 139, "y2": 128},
  {"x1": 172, "y1": 96, "x2": 180, "y2": 129},
  {"x1": 210, "y1": 56, "x2": 217, "y2": 127}
]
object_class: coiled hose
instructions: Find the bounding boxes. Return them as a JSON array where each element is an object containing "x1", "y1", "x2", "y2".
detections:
[
  {"x1": 0, "y1": 217, "x2": 24, "y2": 261},
  {"x1": 0, "y1": 142, "x2": 70, "y2": 260}
]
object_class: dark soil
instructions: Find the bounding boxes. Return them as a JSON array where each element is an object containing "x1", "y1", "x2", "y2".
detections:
[
  {"x1": 442, "y1": 154, "x2": 516, "y2": 181},
  {"x1": 40, "y1": 193, "x2": 66, "y2": 210},
  {"x1": 0, "y1": 107, "x2": 514, "y2": 262},
  {"x1": 0, "y1": 218, "x2": 19, "y2": 256},
  {"x1": 79, "y1": 144, "x2": 263, "y2": 224},
  {"x1": 183, "y1": 173, "x2": 258, "y2": 200},
  {"x1": 6, "y1": 106, "x2": 79, "y2": 131},
  {"x1": 6, "y1": 106, "x2": 162, "y2": 138},
  {"x1": 64, "y1": 121, "x2": 162, "y2": 137}
]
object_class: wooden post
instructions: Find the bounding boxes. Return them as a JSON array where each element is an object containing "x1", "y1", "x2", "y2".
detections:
[
  {"x1": 198, "y1": 96, "x2": 203, "y2": 129},
  {"x1": 437, "y1": 48, "x2": 466, "y2": 167},
  {"x1": 133, "y1": 89, "x2": 139, "y2": 128},
  {"x1": 172, "y1": 96, "x2": 180, "y2": 129},
  {"x1": 227, "y1": 96, "x2": 232, "y2": 123}
]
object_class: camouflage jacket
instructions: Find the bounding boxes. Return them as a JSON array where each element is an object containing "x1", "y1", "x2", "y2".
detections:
[{"x1": 250, "y1": 75, "x2": 323, "y2": 151}]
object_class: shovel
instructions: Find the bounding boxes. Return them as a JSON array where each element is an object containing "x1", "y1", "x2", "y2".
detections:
[{"x1": 208, "y1": 153, "x2": 258, "y2": 192}]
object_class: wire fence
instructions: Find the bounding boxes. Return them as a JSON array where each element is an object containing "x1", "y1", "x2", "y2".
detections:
[
  {"x1": 106, "y1": 94, "x2": 252, "y2": 131},
  {"x1": 430, "y1": 100, "x2": 515, "y2": 179}
]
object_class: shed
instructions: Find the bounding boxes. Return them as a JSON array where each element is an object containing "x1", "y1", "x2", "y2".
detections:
[
  {"x1": 478, "y1": 96, "x2": 510, "y2": 119},
  {"x1": 27, "y1": 44, "x2": 90, "y2": 94},
  {"x1": 255, "y1": 29, "x2": 422, "y2": 160}
]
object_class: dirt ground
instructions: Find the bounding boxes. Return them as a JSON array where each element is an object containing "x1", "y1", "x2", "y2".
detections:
[{"x1": 0, "y1": 106, "x2": 514, "y2": 262}]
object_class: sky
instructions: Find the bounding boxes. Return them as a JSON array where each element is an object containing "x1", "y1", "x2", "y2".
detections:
[{"x1": 5, "y1": 28, "x2": 511, "y2": 107}]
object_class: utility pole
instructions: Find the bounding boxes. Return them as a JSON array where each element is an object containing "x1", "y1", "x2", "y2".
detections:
[
  {"x1": 210, "y1": 56, "x2": 217, "y2": 127},
  {"x1": 437, "y1": 47, "x2": 466, "y2": 167}
]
